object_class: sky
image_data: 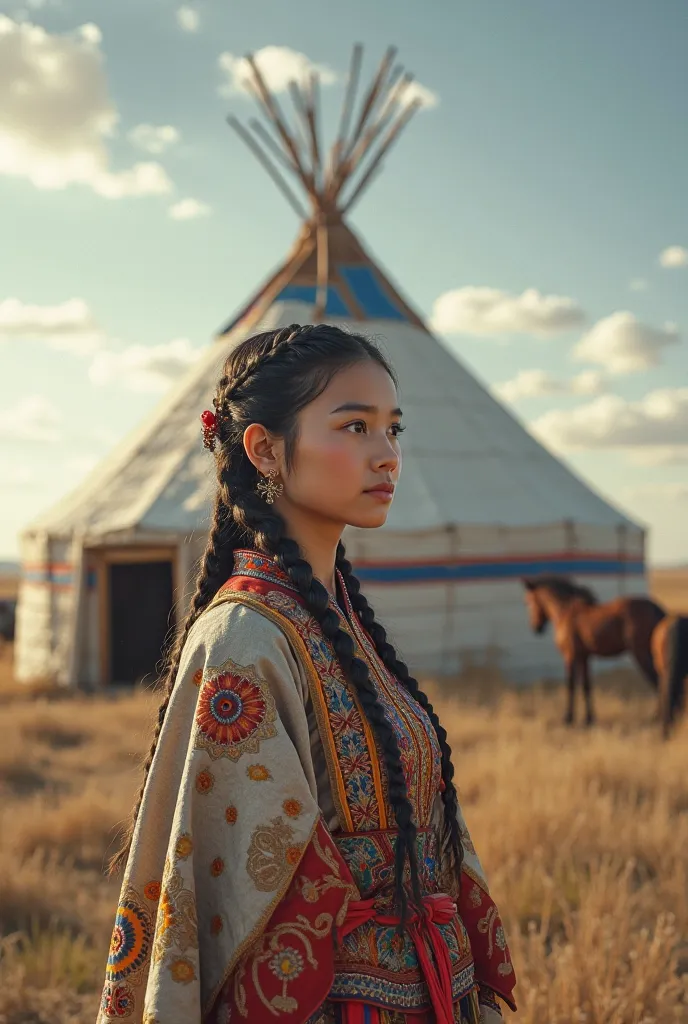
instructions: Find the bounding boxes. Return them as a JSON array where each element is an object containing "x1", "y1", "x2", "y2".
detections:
[{"x1": 1, "y1": 0, "x2": 687, "y2": 564}]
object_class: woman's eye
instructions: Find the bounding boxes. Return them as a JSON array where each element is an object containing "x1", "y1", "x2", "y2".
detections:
[
  {"x1": 345, "y1": 421, "x2": 367, "y2": 434},
  {"x1": 390, "y1": 423, "x2": 405, "y2": 437}
]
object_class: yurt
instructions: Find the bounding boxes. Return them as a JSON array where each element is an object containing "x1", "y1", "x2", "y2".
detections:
[{"x1": 14, "y1": 47, "x2": 646, "y2": 688}]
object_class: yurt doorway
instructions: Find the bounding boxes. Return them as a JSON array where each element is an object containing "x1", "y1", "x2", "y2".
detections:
[{"x1": 99, "y1": 549, "x2": 177, "y2": 687}]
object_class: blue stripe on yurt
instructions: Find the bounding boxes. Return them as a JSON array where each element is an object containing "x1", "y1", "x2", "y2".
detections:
[
  {"x1": 22, "y1": 567, "x2": 74, "y2": 586},
  {"x1": 339, "y1": 265, "x2": 408, "y2": 321},
  {"x1": 354, "y1": 557, "x2": 645, "y2": 584},
  {"x1": 276, "y1": 284, "x2": 350, "y2": 317}
]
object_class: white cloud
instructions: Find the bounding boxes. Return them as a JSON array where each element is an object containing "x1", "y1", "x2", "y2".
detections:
[
  {"x1": 572, "y1": 311, "x2": 680, "y2": 374},
  {"x1": 89, "y1": 338, "x2": 205, "y2": 393},
  {"x1": 659, "y1": 245, "x2": 688, "y2": 269},
  {"x1": 219, "y1": 45, "x2": 337, "y2": 97},
  {"x1": 176, "y1": 6, "x2": 199, "y2": 32},
  {"x1": 128, "y1": 123, "x2": 180, "y2": 155},
  {"x1": 398, "y1": 80, "x2": 439, "y2": 110},
  {"x1": 627, "y1": 446, "x2": 688, "y2": 467},
  {"x1": 64, "y1": 454, "x2": 99, "y2": 478},
  {"x1": 0, "y1": 394, "x2": 63, "y2": 442},
  {"x1": 530, "y1": 387, "x2": 688, "y2": 452},
  {"x1": 0, "y1": 297, "x2": 103, "y2": 354},
  {"x1": 625, "y1": 483, "x2": 688, "y2": 503},
  {"x1": 169, "y1": 197, "x2": 211, "y2": 220},
  {"x1": 0, "y1": 16, "x2": 172, "y2": 197},
  {"x1": 629, "y1": 278, "x2": 648, "y2": 292},
  {"x1": 431, "y1": 286, "x2": 585, "y2": 338},
  {"x1": 493, "y1": 368, "x2": 607, "y2": 403},
  {"x1": 0, "y1": 463, "x2": 35, "y2": 486}
]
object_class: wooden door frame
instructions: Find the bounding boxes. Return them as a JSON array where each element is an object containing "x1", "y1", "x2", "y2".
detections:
[{"x1": 91, "y1": 546, "x2": 178, "y2": 687}]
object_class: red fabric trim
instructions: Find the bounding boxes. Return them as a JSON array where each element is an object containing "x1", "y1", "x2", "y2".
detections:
[
  {"x1": 459, "y1": 869, "x2": 517, "y2": 1012},
  {"x1": 213, "y1": 819, "x2": 358, "y2": 1024}
]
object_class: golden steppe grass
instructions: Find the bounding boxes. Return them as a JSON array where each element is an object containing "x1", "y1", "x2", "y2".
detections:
[{"x1": 0, "y1": 567, "x2": 686, "y2": 1023}]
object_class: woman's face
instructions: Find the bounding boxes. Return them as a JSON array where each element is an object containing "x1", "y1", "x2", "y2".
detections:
[{"x1": 279, "y1": 359, "x2": 403, "y2": 531}]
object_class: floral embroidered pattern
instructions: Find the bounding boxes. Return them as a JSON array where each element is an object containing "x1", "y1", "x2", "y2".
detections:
[
  {"x1": 143, "y1": 880, "x2": 161, "y2": 902},
  {"x1": 153, "y1": 861, "x2": 198, "y2": 966},
  {"x1": 101, "y1": 981, "x2": 135, "y2": 1018},
  {"x1": 225, "y1": 805, "x2": 238, "y2": 824},
  {"x1": 247, "y1": 763, "x2": 271, "y2": 781},
  {"x1": 107, "y1": 886, "x2": 154, "y2": 982},
  {"x1": 192, "y1": 669, "x2": 203, "y2": 687},
  {"x1": 175, "y1": 834, "x2": 193, "y2": 860},
  {"x1": 246, "y1": 817, "x2": 300, "y2": 892},
  {"x1": 283, "y1": 798, "x2": 302, "y2": 818},
  {"x1": 470, "y1": 884, "x2": 483, "y2": 908},
  {"x1": 211, "y1": 914, "x2": 223, "y2": 936},
  {"x1": 211, "y1": 554, "x2": 517, "y2": 1015},
  {"x1": 210, "y1": 857, "x2": 225, "y2": 877},
  {"x1": 338, "y1": 571, "x2": 443, "y2": 826},
  {"x1": 221, "y1": 819, "x2": 358, "y2": 1022},
  {"x1": 195, "y1": 768, "x2": 214, "y2": 794},
  {"x1": 195, "y1": 659, "x2": 277, "y2": 761},
  {"x1": 170, "y1": 957, "x2": 196, "y2": 984},
  {"x1": 269, "y1": 946, "x2": 305, "y2": 982}
]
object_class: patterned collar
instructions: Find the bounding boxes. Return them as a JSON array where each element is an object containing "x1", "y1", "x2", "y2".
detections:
[{"x1": 231, "y1": 548, "x2": 346, "y2": 614}]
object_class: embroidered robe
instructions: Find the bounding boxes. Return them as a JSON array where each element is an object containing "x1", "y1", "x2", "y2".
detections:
[{"x1": 97, "y1": 550, "x2": 516, "y2": 1024}]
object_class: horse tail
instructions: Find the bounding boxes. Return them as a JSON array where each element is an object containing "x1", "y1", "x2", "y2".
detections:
[
  {"x1": 645, "y1": 600, "x2": 667, "y2": 684},
  {"x1": 649, "y1": 599, "x2": 667, "y2": 626},
  {"x1": 664, "y1": 616, "x2": 688, "y2": 735}
]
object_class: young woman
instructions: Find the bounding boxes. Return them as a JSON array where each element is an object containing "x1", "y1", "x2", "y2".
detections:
[{"x1": 99, "y1": 324, "x2": 517, "y2": 1024}]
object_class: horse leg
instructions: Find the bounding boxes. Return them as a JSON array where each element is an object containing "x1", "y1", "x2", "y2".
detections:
[
  {"x1": 631, "y1": 641, "x2": 659, "y2": 690},
  {"x1": 564, "y1": 655, "x2": 576, "y2": 726},
  {"x1": 581, "y1": 657, "x2": 595, "y2": 726}
]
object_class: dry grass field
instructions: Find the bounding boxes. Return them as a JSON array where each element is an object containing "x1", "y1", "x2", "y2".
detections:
[{"x1": 0, "y1": 568, "x2": 686, "y2": 1023}]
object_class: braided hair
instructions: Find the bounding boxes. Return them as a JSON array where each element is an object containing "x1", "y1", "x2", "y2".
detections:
[{"x1": 110, "y1": 324, "x2": 463, "y2": 917}]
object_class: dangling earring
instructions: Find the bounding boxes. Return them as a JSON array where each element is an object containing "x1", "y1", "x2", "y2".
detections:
[{"x1": 256, "y1": 469, "x2": 283, "y2": 504}]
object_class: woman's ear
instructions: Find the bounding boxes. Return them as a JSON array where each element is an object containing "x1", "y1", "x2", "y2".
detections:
[{"x1": 243, "y1": 423, "x2": 285, "y2": 477}]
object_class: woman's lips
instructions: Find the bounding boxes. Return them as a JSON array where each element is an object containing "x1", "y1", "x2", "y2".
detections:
[{"x1": 364, "y1": 483, "x2": 395, "y2": 502}]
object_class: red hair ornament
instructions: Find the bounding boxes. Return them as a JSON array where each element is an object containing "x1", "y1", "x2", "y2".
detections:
[{"x1": 200, "y1": 409, "x2": 218, "y2": 451}]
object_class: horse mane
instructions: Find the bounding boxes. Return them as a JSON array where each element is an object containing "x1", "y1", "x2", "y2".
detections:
[{"x1": 526, "y1": 575, "x2": 599, "y2": 606}]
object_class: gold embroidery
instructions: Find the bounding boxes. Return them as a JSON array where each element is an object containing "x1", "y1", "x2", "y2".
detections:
[
  {"x1": 247, "y1": 763, "x2": 272, "y2": 781},
  {"x1": 192, "y1": 668, "x2": 203, "y2": 687},
  {"x1": 225, "y1": 805, "x2": 238, "y2": 824},
  {"x1": 170, "y1": 957, "x2": 196, "y2": 984},
  {"x1": 206, "y1": 815, "x2": 321, "y2": 1016},
  {"x1": 153, "y1": 862, "x2": 198, "y2": 965},
  {"x1": 233, "y1": 827, "x2": 359, "y2": 1019},
  {"x1": 470, "y1": 884, "x2": 483, "y2": 908},
  {"x1": 478, "y1": 905, "x2": 514, "y2": 976},
  {"x1": 234, "y1": 915, "x2": 334, "y2": 1017},
  {"x1": 459, "y1": 821, "x2": 477, "y2": 855},
  {"x1": 246, "y1": 818, "x2": 298, "y2": 892},
  {"x1": 175, "y1": 834, "x2": 193, "y2": 860}
]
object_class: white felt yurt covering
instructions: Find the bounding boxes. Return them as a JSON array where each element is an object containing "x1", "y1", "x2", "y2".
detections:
[{"x1": 14, "y1": 48, "x2": 645, "y2": 688}]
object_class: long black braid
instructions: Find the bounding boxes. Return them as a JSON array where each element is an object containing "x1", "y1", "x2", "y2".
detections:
[
  {"x1": 111, "y1": 323, "x2": 461, "y2": 918},
  {"x1": 231, "y1": 485, "x2": 423, "y2": 919},
  {"x1": 335, "y1": 543, "x2": 464, "y2": 890}
]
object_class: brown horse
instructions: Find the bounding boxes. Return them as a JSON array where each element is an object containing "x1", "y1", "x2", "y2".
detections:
[
  {"x1": 522, "y1": 576, "x2": 666, "y2": 726},
  {"x1": 651, "y1": 615, "x2": 688, "y2": 738}
]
